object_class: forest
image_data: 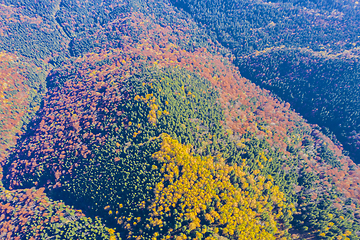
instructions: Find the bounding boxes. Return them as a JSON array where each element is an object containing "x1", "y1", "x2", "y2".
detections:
[
  {"x1": 0, "y1": 0, "x2": 359, "y2": 239},
  {"x1": 169, "y1": 0, "x2": 360, "y2": 163}
]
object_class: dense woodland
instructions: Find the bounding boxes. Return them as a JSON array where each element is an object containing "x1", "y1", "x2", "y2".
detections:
[
  {"x1": 0, "y1": 0, "x2": 360, "y2": 239},
  {"x1": 170, "y1": 0, "x2": 360, "y2": 163}
]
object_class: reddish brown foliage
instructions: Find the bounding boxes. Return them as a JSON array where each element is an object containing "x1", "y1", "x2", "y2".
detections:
[{"x1": 0, "y1": 187, "x2": 85, "y2": 238}]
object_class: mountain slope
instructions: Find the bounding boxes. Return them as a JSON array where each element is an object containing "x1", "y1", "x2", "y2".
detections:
[
  {"x1": 169, "y1": 0, "x2": 360, "y2": 163},
  {"x1": 0, "y1": 0, "x2": 360, "y2": 239}
]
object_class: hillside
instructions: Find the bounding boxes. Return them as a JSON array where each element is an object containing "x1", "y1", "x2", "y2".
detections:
[
  {"x1": 0, "y1": 0, "x2": 360, "y2": 239},
  {"x1": 169, "y1": 0, "x2": 360, "y2": 163}
]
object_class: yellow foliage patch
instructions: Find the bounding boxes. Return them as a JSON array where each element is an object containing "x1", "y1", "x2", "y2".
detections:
[{"x1": 146, "y1": 134, "x2": 291, "y2": 239}]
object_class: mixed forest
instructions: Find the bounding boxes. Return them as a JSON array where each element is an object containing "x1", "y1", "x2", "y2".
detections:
[
  {"x1": 0, "y1": 0, "x2": 359, "y2": 239},
  {"x1": 170, "y1": 0, "x2": 360, "y2": 163}
]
